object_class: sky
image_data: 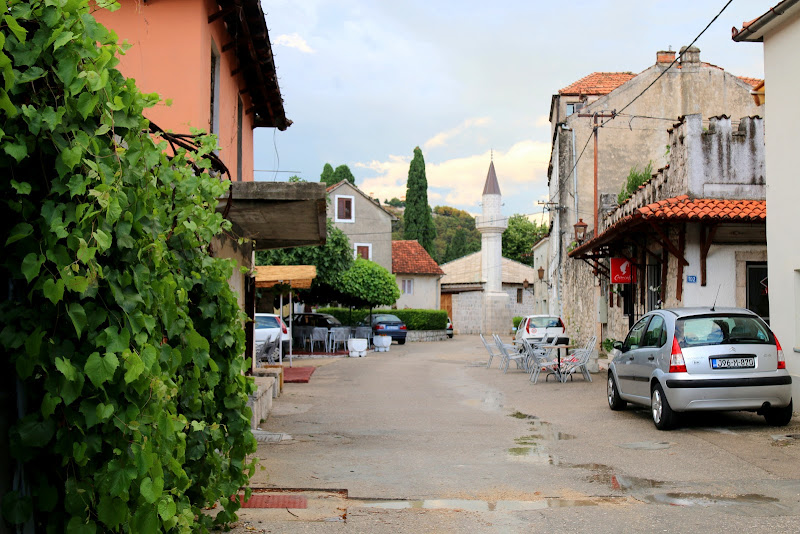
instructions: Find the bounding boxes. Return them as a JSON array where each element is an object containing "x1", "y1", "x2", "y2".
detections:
[{"x1": 255, "y1": 0, "x2": 776, "y2": 219}]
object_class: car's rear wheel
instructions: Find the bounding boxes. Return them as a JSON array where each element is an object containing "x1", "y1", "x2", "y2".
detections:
[
  {"x1": 398, "y1": 338, "x2": 406, "y2": 345},
  {"x1": 607, "y1": 373, "x2": 626, "y2": 411},
  {"x1": 651, "y1": 383, "x2": 677, "y2": 430},
  {"x1": 764, "y1": 400, "x2": 793, "y2": 426}
]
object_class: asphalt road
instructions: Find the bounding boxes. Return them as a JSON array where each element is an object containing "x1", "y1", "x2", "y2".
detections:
[{"x1": 230, "y1": 335, "x2": 800, "y2": 533}]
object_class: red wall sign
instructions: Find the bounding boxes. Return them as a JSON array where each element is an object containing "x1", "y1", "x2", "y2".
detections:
[{"x1": 611, "y1": 258, "x2": 636, "y2": 284}]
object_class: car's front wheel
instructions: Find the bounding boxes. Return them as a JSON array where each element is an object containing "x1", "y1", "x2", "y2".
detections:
[
  {"x1": 651, "y1": 383, "x2": 677, "y2": 430},
  {"x1": 764, "y1": 400, "x2": 793, "y2": 426},
  {"x1": 607, "y1": 373, "x2": 627, "y2": 411}
]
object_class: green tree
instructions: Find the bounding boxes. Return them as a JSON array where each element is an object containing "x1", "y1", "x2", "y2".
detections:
[
  {"x1": 617, "y1": 161, "x2": 653, "y2": 204},
  {"x1": 288, "y1": 175, "x2": 305, "y2": 182},
  {"x1": 432, "y1": 205, "x2": 480, "y2": 263},
  {"x1": 332, "y1": 164, "x2": 356, "y2": 185},
  {"x1": 0, "y1": 2, "x2": 254, "y2": 530},
  {"x1": 320, "y1": 163, "x2": 335, "y2": 186},
  {"x1": 403, "y1": 147, "x2": 436, "y2": 254},
  {"x1": 257, "y1": 221, "x2": 354, "y2": 305},
  {"x1": 386, "y1": 197, "x2": 405, "y2": 208},
  {"x1": 502, "y1": 214, "x2": 548, "y2": 264},
  {"x1": 338, "y1": 258, "x2": 400, "y2": 308}
]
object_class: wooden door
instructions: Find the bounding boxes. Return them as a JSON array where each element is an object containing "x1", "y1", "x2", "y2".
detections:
[{"x1": 441, "y1": 292, "x2": 452, "y2": 318}]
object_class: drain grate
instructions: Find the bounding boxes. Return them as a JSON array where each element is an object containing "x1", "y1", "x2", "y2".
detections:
[
  {"x1": 771, "y1": 434, "x2": 800, "y2": 441},
  {"x1": 253, "y1": 431, "x2": 288, "y2": 443},
  {"x1": 236, "y1": 494, "x2": 308, "y2": 509}
]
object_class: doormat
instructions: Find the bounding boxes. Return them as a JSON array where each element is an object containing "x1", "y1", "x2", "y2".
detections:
[
  {"x1": 234, "y1": 494, "x2": 308, "y2": 509},
  {"x1": 284, "y1": 366, "x2": 316, "y2": 383}
]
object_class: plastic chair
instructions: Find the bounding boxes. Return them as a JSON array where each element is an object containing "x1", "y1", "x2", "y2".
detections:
[
  {"x1": 494, "y1": 334, "x2": 526, "y2": 373},
  {"x1": 480, "y1": 334, "x2": 502, "y2": 368},
  {"x1": 330, "y1": 327, "x2": 349, "y2": 352},
  {"x1": 354, "y1": 326, "x2": 372, "y2": 346},
  {"x1": 522, "y1": 338, "x2": 560, "y2": 383}
]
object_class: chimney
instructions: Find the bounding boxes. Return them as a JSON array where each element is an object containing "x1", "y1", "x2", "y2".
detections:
[
  {"x1": 656, "y1": 50, "x2": 676, "y2": 65},
  {"x1": 679, "y1": 46, "x2": 701, "y2": 65}
]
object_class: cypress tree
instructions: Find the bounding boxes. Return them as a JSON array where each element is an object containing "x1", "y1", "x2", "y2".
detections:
[
  {"x1": 404, "y1": 146, "x2": 436, "y2": 254},
  {"x1": 320, "y1": 163, "x2": 335, "y2": 186},
  {"x1": 333, "y1": 164, "x2": 356, "y2": 184}
]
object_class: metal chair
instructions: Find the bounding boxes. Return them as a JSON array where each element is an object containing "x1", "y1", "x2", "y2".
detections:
[
  {"x1": 561, "y1": 336, "x2": 596, "y2": 382},
  {"x1": 494, "y1": 334, "x2": 526, "y2": 373},
  {"x1": 522, "y1": 338, "x2": 560, "y2": 383},
  {"x1": 310, "y1": 327, "x2": 328, "y2": 353},
  {"x1": 330, "y1": 326, "x2": 349, "y2": 352},
  {"x1": 256, "y1": 336, "x2": 278, "y2": 366},
  {"x1": 480, "y1": 334, "x2": 501, "y2": 368},
  {"x1": 354, "y1": 326, "x2": 372, "y2": 346}
]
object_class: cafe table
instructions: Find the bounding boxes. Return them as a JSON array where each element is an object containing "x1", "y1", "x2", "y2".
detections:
[{"x1": 541, "y1": 344, "x2": 575, "y2": 382}]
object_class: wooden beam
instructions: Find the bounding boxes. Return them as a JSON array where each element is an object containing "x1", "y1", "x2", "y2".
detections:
[
  {"x1": 208, "y1": 6, "x2": 236, "y2": 24},
  {"x1": 222, "y1": 41, "x2": 237, "y2": 52},
  {"x1": 676, "y1": 225, "x2": 685, "y2": 302},
  {"x1": 700, "y1": 224, "x2": 719, "y2": 287},
  {"x1": 647, "y1": 219, "x2": 689, "y2": 266}
]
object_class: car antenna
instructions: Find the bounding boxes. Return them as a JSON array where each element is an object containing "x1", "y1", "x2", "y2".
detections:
[{"x1": 710, "y1": 284, "x2": 721, "y2": 312}]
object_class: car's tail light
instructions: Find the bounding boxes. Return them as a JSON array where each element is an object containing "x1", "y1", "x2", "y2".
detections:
[
  {"x1": 526, "y1": 320, "x2": 536, "y2": 335},
  {"x1": 375, "y1": 324, "x2": 385, "y2": 330},
  {"x1": 669, "y1": 337, "x2": 687, "y2": 373},
  {"x1": 776, "y1": 336, "x2": 786, "y2": 369},
  {"x1": 400, "y1": 325, "x2": 407, "y2": 330},
  {"x1": 278, "y1": 317, "x2": 288, "y2": 335}
]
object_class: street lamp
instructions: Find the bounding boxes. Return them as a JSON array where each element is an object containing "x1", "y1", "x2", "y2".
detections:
[
  {"x1": 574, "y1": 218, "x2": 588, "y2": 243},
  {"x1": 537, "y1": 266, "x2": 545, "y2": 280}
]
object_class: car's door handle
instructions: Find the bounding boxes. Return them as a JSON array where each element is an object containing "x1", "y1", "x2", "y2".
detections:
[
  {"x1": 648, "y1": 356, "x2": 655, "y2": 361},
  {"x1": 628, "y1": 356, "x2": 634, "y2": 361}
]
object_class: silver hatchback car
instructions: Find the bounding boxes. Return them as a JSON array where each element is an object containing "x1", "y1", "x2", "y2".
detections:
[{"x1": 607, "y1": 307, "x2": 792, "y2": 430}]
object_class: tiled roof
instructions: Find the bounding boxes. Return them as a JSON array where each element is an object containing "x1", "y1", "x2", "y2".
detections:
[
  {"x1": 559, "y1": 72, "x2": 636, "y2": 96},
  {"x1": 636, "y1": 196, "x2": 765, "y2": 220},
  {"x1": 569, "y1": 196, "x2": 765, "y2": 257},
  {"x1": 392, "y1": 240, "x2": 444, "y2": 275},
  {"x1": 737, "y1": 76, "x2": 763, "y2": 88}
]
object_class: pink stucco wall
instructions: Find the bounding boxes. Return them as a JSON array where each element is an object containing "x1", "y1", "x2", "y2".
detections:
[{"x1": 94, "y1": 0, "x2": 255, "y2": 181}]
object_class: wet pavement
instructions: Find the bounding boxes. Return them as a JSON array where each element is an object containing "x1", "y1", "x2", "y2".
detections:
[{"x1": 228, "y1": 335, "x2": 800, "y2": 533}]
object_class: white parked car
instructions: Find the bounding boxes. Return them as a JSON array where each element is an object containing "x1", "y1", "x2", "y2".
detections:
[
  {"x1": 255, "y1": 313, "x2": 289, "y2": 356},
  {"x1": 514, "y1": 315, "x2": 565, "y2": 344}
]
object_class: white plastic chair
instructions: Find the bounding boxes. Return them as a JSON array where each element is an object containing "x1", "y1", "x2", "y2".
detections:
[
  {"x1": 330, "y1": 327, "x2": 349, "y2": 352},
  {"x1": 522, "y1": 338, "x2": 560, "y2": 383},
  {"x1": 561, "y1": 336, "x2": 596, "y2": 382},
  {"x1": 494, "y1": 334, "x2": 526, "y2": 373},
  {"x1": 480, "y1": 334, "x2": 502, "y2": 368},
  {"x1": 310, "y1": 327, "x2": 328, "y2": 353}
]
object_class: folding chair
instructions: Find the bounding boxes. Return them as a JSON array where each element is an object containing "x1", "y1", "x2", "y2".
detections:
[
  {"x1": 522, "y1": 338, "x2": 560, "y2": 383},
  {"x1": 494, "y1": 334, "x2": 526, "y2": 373}
]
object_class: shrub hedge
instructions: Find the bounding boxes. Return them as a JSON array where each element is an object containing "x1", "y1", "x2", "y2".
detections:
[{"x1": 318, "y1": 308, "x2": 448, "y2": 330}]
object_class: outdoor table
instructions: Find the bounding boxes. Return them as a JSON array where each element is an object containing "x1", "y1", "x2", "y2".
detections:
[{"x1": 542, "y1": 344, "x2": 575, "y2": 382}]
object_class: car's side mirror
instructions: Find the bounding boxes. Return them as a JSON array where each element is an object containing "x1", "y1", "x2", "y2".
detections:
[{"x1": 613, "y1": 341, "x2": 623, "y2": 351}]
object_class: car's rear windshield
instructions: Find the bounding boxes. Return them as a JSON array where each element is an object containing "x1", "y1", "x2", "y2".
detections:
[
  {"x1": 374, "y1": 315, "x2": 401, "y2": 323},
  {"x1": 255, "y1": 316, "x2": 279, "y2": 329},
  {"x1": 529, "y1": 316, "x2": 563, "y2": 328},
  {"x1": 675, "y1": 315, "x2": 772, "y2": 348}
]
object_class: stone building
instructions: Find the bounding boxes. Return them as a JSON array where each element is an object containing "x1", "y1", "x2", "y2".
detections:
[
  {"x1": 547, "y1": 48, "x2": 764, "y2": 330},
  {"x1": 568, "y1": 114, "x2": 767, "y2": 349},
  {"x1": 392, "y1": 240, "x2": 444, "y2": 310}
]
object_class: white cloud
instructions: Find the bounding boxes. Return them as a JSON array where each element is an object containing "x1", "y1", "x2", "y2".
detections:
[
  {"x1": 535, "y1": 115, "x2": 550, "y2": 128},
  {"x1": 355, "y1": 139, "x2": 552, "y2": 211},
  {"x1": 274, "y1": 33, "x2": 315, "y2": 54},
  {"x1": 423, "y1": 117, "x2": 491, "y2": 151}
]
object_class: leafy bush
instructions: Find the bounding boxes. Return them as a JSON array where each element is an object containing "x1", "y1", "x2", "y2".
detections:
[
  {"x1": 0, "y1": 2, "x2": 255, "y2": 531},
  {"x1": 601, "y1": 338, "x2": 617, "y2": 353},
  {"x1": 512, "y1": 316, "x2": 523, "y2": 329},
  {"x1": 617, "y1": 161, "x2": 653, "y2": 204},
  {"x1": 318, "y1": 308, "x2": 448, "y2": 330}
]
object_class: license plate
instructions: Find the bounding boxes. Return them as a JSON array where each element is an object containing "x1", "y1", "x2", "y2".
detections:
[
  {"x1": 711, "y1": 357, "x2": 755, "y2": 369},
  {"x1": 385, "y1": 325, "x2": 397, "y2": 330}
]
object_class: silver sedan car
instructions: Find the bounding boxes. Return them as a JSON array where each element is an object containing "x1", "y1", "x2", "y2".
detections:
[{"x1": 607, "y1": 307, "x2": 792, "y2": 430}]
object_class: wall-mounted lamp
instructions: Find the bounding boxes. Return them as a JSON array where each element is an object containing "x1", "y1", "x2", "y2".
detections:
[
  {"x1": 537, "y1": 266, "x2": 545, "y2": 280},
  {"x1": 574, "y1": 218, "x2": 588, "y2": 243}
]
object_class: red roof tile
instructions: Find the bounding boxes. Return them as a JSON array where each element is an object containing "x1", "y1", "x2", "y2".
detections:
[
  {"x1": 392, "y1": 240, "x2": 444, "y2": 275},
  {"x1": 737, "y1": 76, "x2": 763, "y2": 88},
  {"x1": 559, "y1": 72, "x2": 636, "y2": 96}
]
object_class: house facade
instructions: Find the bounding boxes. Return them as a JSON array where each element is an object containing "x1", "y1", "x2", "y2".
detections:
[
  {"x1": 547, "y1": 48, "x2": 764, "y2": 326},
  {"x1": 531, "y1": 236, "x2": 550, "y2": 315},
  {"x1": 568, "y1": 114, "x2": 767, "y2": 351},
  {"x1": 440, "y1": 252, "x2": 538, "y2": 334},
  {"x1": 95, "y1": 1, "x2": 326, "y2": 363},
  {"x1": 392, "y1": 240, "x2": 444, "y2": 310},
  {"x1": 327, "y1": 181, "x2": 396, "y2": 271},
  {"x1": 733, "y1": 0, "x2": 800, "y2": 400}
]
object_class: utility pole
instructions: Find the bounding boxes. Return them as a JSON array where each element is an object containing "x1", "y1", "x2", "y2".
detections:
[{"x1": 578, "y1": 111, "x2": 616, "y2": 234}]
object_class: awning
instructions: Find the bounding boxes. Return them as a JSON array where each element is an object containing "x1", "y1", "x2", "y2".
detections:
[
  {"x1": 254, "y1": 265, "x2": 317, "y2": 289},
  {"x1": 219, "y1": 182, "x2": 327, "y2": 250}
]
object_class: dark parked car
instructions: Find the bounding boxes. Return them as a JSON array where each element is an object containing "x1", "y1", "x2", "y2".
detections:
[
  {"x1": 360, "y1": 314, "x2": 407, "y2": 344},
  {"x1": 607, "y1": 307, "x2": 792, "y2": 430},
  {"x1": 288, "y1": 313, "x2": 342, "y2": 328}
]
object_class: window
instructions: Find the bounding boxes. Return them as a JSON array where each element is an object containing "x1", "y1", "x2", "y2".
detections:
[
  {"x1": 566, "y1": 101, "x2": 584, "y2": 117},
  {"x1": 642, "y1": 315, "x2": 666, "y2": 348},
  {"x1": 402, "y1": 279, "x2": 413, "y2": 295},
  {"x1": 354, "y1": 243, "x2": 371, "y2": 260},
  {"x1": 210, "y1": 42, "x2": 221, "y2": 139},
  {"x1": 517, "y1": 288, "x2": 523, "y2": 304},
  {"x1": 236, "y1": 96, "x2": 243, "y2": 181},
  {"x1": 622, "y1": 316, "x2": 650, "y2": 352},
  {"x1": 335, "y1": 195, "x2": 355, "y2": 222}
]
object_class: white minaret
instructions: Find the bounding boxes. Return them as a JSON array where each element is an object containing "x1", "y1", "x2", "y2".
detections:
[{"x1": 475, "y1": 160, "x2": 511, "y2": 334}]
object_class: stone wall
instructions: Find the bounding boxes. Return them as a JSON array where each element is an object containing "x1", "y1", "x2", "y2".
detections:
[
  {"x1": 407, "y1": 330, "x2": 449, "y2": 342},
  {"x1": 452, "y1": 290, "x2": 483, "y2": 334}
]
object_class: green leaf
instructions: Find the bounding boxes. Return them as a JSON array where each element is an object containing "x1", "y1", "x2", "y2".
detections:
[
  {"x1": 16, "y1": 416, "x2": 55, "y2": 447},
  {"x1": 55, "y1": 357, "x2": 78, "y2": 381},
  {"x1": 66, "y1": 517, "x2": 97, "y2": 534},
  {"x1": 41, "y1": 392, "x2": 61, "y2": 418},
  {"x1": 124, "y1": 351, "x2": 144, "y2": 383},
  {"x1": 20, "y1": 253, "x2": 44, "y2": 283},
  {"x1": 1, "y1": 491, "x2": 32, "y2": 525},
  {"x1": 42, "y1": 278, "x2": 65, "y2": 304},
  {"x1": 60, "y1": 144, "x2": 82, "y2": 169},
  {"x1": 10, "y1": 180, "x2": 31, "y2": 195},
  {"x1": 93, "y1": 229, "x2": 112, "y2": 251},
  {"x1": 84, "y1": 352, "x2": 119, "y2": 387},
  {"x1": 76, "y1": 92, "x2": 97, "y2": 120},
  {"x1": 66, "y1": 275, "x2": 89, "y2": 294},
  {"x1": 53, "y1": 30, "x2": 74, "y2": 51},
  {"x1": 95, "y1": 402, "x2": 114, "y2": 422},
  {"x1": 97, "y1": 495, "x2": 127, "y2": 529},
  {"x1": 157, "y1": 496, "x2": 176, "y2": 521},
  {"x1": 139, "y1": 476, "x2": 162, "y2": 504},
  {"x1": 4, "y1": 15, "x2": 27, "y2": 42},
  {"x1": 5, "y1": 222, "x2": 32, "y2": 245},
  {"x1": 67, "y1": 302, "x2": 87, "y2": 337}
]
